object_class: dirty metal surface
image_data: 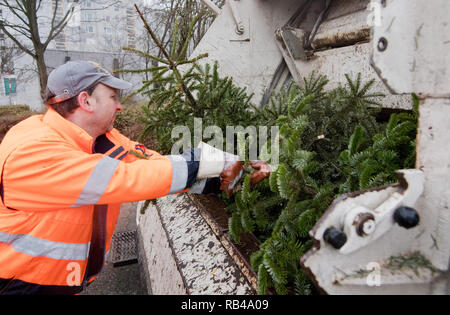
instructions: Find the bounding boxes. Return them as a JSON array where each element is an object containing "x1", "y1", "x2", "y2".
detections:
[
  {"x1": 415, "y1": 98, "x2": 450, "y2": 271},
  {"x1": 189, "y1": 194, "x2": 230, "y2": 234},
  {"x1": 328, "y1": 251, "x2": 444, "y2": 295},
  {"x1": 301, "y1": 159, "x2": 450, "y2": 295},
  {"x1": 276, "y1": 40, "x2": 412, "y2": 109},
  {"x1": 137, "y1": 200, "x2": 187, "y2": 295},
  {"x1": 139, "y1": 194, "x2": 255, "y2": 295},
  {"x1": 274, "y1": 1, "x2": 412, "y2": 109},
  {"x1": 188, "y1": 194, "x2": 261, "y2": 292},
  {"x1": 371, "y1": 0, "x2": 450, "y2": 97},
  {"x1": 188, "y1": 0, "x2": 306, "y2": 105},
  {"x1": 300, "y1": 177, "x2": 433, "y2": 294},
  {"x1": 312, "y1": 28, "x2": 370, "y2": 50},
  {"x1": 326, "y1": 0, "x2": 370, "y2": 21},
  {"x1": 370, "y1": 0, "x2": 450, "y2": 280},
  {"x1": 312, "y1": 9, "x2": 370, "y2": 49},
  {"x1": 279, "y1": 27, "x2": 309, "y2": 61}
]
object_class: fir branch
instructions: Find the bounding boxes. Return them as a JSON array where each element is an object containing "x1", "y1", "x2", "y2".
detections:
[
  {"x1": 178, "y1": 13, "x2": 202, "y2": 61},
  {"x1": 229, "y1": 212, "x2": 243, "y2": 243},
  {"x1": 134, "y1": 4, "x2": 199, "y2": 111},
  {"x1": 177, "y1": 53, "x2": 209, "y2": 66},
  {"x1": 257, "y1": 264, "x2": 269, "y2": 295},
  {"x1": 135, "y1": 4, "x2": 174, "y2": 67},
  {"x1": 121, "y1": 46, "x2": 169, "y2": 65},
  {"x1": 171, "y1": 18, "x2": 181, "y2": 60}
]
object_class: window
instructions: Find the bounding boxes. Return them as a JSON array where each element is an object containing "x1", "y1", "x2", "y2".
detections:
[
  {"x1": 127, "y1": 37, "x2": 136, "y2": 48},
  {"x1": 86, "y1": 25, "x2": 94, "y2": 33},
  {"x1": 86, "y1": 12, "x2": 94, "y2": 22}
]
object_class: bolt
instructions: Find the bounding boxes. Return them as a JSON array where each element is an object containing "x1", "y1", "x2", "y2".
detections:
[
  {"x1": 355, "y1": 213, "x2": 376, "y2": 237},
  {"x1": 394, "y1": 206, "x2": 420, "y2": 229},
  {"x1": 362, "y1": 219, "x2": 376, "y2": 235},
  {"x1": 323, "y1": 227, "x2": 347, "y2": 249}
]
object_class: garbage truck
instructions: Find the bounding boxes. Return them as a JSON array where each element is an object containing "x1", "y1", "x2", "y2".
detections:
[{"x1": 136, "y1": 0, "x2": 450, "y2": 294}]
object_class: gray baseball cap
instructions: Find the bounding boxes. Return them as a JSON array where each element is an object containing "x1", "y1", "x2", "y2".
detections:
[{"x1": 47, "y1": 60, "x2": 132, "y2": 105}]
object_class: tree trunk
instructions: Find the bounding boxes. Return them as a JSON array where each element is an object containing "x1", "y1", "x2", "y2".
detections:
[{"x1": 35, "y1": 48, "x2": 48, "y2": 100}]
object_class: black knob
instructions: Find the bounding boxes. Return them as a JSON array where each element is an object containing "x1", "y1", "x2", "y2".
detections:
[
  {"x1": 394, "y1": 206, "x2": 420, "y2": 229},
  {"x1": 323, "y1": 227, "x2": 347, "y2": 249}
]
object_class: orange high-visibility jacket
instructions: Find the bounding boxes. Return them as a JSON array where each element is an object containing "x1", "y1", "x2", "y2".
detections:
[{"x1": 0, "y1": 108, "x2": 215, "y2": 295}]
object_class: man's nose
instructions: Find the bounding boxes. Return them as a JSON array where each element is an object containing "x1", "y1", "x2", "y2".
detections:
[{"x1": 116, "y1": 102, "x2": 123, "y2": 112}]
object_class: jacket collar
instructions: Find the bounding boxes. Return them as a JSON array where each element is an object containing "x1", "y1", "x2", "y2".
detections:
[{"x1": 43, "y1": 107, "x2": 94, "y2": 154}]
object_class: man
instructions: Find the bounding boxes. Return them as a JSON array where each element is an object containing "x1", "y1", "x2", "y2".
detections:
[{"x1": 0, "y1": 61, "x2": 270, "y2": 295}]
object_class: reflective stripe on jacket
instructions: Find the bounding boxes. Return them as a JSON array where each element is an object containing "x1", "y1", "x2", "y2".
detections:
[{"x1": 0, "y1": 108, "x2": 199, "y2": 295}]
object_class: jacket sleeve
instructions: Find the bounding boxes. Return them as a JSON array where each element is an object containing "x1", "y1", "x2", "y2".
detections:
[
  {"x1": 105, "y1": 130, "x2": 211, "y2": 194},
  {"x1": 108, "y1": 131, "x2": 221, "y2": 195},
  {"x1": 2, "y1": 140, "x2": 198, "y2": 211}
]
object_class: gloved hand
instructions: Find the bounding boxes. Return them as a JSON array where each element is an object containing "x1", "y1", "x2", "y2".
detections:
[
  {"x1": 249, "y1": 160, "x2": 273, "y2": 186},
  {"x1": 195, "y1": 143, "x2": 273, "y2": 196},
  {"x1": 220, "y1": 160, "x2": 273, "y2": 196},
  {"x1": 220, "y1": 159, "x2": 244, "y2": 196},
  {"x1": 196, "y1": 142, "x2": 243, "y2": 196}
]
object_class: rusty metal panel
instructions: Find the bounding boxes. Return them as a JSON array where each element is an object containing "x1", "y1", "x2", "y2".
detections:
[
  {"x1": 277, "y1": 41, "x2": 412, "y2": 109},
  {"x1": 272, "y1": 0, "x2": 412, "y2": 109},
  {"x1": 188, "y1": 194, "x2": 260, "y2": 292},
  {"x1": 137, "y1": 200, "x2": 187, "y2": 295},
  {"x1": 137, "y1": 195, "x2": 254, "y2": 295},
  {"x1": 312, "y1": 8, "x2": 370, "y2": 49},
  {"x1": 300, "y1": 100, "x2": 450, "y2": 294},
  {"x1": 326, "y1": 0, "x2": 370, "y2": 20},
  {"x1": 189, "y1": 0, "x2": 308, "y2": 105},
  {"x1": 371, "y1": 0, "x2": 450, "y2": 97},
  {"x1": 301, "y1": 0, "x2": 450, "y2": 295},
  {"x1": 414, "y1": 98, "x2": 450, "y2": 271},
  {"x1": 301, "y1": 174, "x2": 444, "y2": 294}
]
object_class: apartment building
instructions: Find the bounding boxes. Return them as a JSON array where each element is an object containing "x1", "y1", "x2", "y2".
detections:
[
  {"x1": 49, "y1": 0, "x2": 139, "y2": 52},
  {"x1": 0, "y1": 0, "x2": 145, "y2": 110}
]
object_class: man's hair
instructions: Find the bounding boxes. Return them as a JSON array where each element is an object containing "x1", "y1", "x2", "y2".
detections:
[{"x1": 43, "y1": 82, "x2": 100, "y2": 118}]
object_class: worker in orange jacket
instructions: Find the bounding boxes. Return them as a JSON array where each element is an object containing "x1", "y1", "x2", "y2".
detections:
[{"x1": 0, "y1": 61, "x2": 271, "y2": 295}]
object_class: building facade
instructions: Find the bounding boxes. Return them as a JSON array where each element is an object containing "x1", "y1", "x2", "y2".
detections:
[
  {"x1": 0, "y1": 0, "x2": 145, "y2": 110},
  {"x1": 45, "y1": 0, "x2": 139, "y2": 52}
]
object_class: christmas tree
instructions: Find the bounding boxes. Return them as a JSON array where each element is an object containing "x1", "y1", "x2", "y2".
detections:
[
  {"x1": 121, "y1": 5, "x2": 418, "y2": 295},
  {"x1": 231, "y1": 75, "x2": 417, "y2": 294}
]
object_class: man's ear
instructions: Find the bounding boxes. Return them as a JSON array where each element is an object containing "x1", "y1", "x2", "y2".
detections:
[{"x1": 77, "y1": 92, "x2": 94, "y2": 113}]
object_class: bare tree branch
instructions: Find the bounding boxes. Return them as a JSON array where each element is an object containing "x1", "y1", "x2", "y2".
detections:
[
  {"x1": 46, "y1": 0, "x2": 60, "y2": 42},
  {"x1": 44, "y1": 1, "x2": 76, "y2": 48},
  {"x1": 81, "y1": 0, "x2": 120, "y2": 11},
  {"x1": 0, "y1": 21, "x2": 35, "y2": 57},
  {"x1": 1, "y1": 0, "x2": 31, "y2": 28},
  {"x1": 0, "y1": 0, "x2": 93, "y2": 97}
]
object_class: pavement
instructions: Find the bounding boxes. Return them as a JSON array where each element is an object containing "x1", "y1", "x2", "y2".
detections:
[{"x1": 80, "y1": 202, "x2": 150, "y2": 295}]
